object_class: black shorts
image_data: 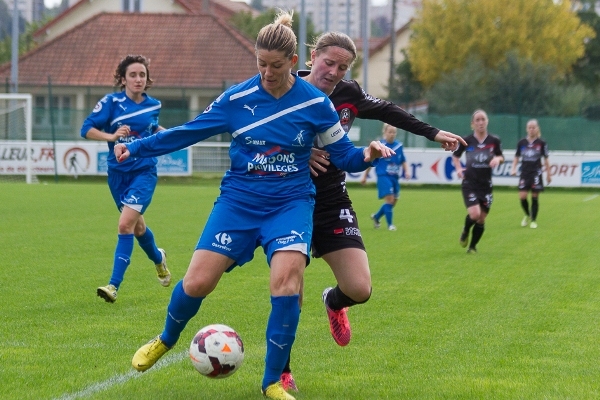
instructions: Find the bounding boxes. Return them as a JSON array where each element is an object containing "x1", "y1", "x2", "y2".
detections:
[
  {"x1": 518, "y1": 171, "x2": 544, "y2": 192},
  {"x1": 311, "y1": 206, "x2": 365, "y2": 258},
  {"x1": 461, "y1": 182, "x2": 493, "y2": 213}
]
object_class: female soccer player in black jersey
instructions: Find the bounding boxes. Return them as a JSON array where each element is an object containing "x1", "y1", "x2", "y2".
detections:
[
  {"x1": 280, "y1": 31, "x2": 466, "y2": 391},
  {"x1": 510, "y1": 119, "x2": 551, "y2": 228},
  {"x1": 452, "y1": 109, "x2": 504, "y2": 254}
]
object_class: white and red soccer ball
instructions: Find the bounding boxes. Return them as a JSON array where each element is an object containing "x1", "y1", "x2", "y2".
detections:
[{"x1": 189, "y1": 324, "x2": 244, "y2": 378}]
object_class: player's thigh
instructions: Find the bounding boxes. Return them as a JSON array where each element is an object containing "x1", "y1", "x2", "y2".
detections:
[
  {"x1": 196, "y1": 199, "x2": 261, "y2": 268},
  {"x1": 322, "y1": 247, "x2": 371, "y2": 292},
  {"x1": 262, "y1": 199, "x2": 314, "y2": 266},
  {"x1": 311, "y1": 207, "x2": 365, "y2": 258},
  {"x1": 183, "y1": 249, "x2": 235, "y2": 297},
  {"x1": 377, "y1": 175, "x2": 395, "y2": 199}
]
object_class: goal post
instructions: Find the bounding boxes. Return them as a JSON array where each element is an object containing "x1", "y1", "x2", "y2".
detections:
[{"x1": 0, "y1": 93, "x2": 33, "y2": 183}]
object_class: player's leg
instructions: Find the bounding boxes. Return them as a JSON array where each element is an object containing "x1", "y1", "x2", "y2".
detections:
[
  {"x1": 262, "y1": 200, "x2": 312, "y2": 399},
  {"x1": 262, "y1": 251, "x2": 304, "y2": 397},
  {"x1": 459, "y1": 185, "x2": 479, "y2": 248},
  {"x1": 373, "y1": 176, "x2": 392, "y2": 227},
  {"x1": 132, "y1": 249, "x2": 234, "y2": 372},
  {"x1": 530, "y1": 173, "x2": 543, "y2": 228},
  {"x1": 468, "y1": 200, "x2": 489, "y2": 253},
  {"x1": 322, "y1": 247, "x2": 371, "y2": 346},
  {"x1": 385, "y1": 180, "x2": 400, "y2": 231},
  {"x1": 518, "y1": 174, "x2": 531, "y2": 226},
  {"x1": 135, "y1": 217, "x2": 171, "y2": 286}
]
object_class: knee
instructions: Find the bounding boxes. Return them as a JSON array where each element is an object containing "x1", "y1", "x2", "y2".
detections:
[{"x1": 354, "y1": 286, "x2": 372, "y2": 304}]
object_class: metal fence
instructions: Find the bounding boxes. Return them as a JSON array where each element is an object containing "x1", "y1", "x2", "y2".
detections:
[{"x1": 23, "y1": 107, "x2": 600, "y2": 153}]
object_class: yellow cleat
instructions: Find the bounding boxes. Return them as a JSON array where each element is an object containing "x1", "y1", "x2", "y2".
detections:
[
  {"x1": 97, "y1": 284, "x2": 117, "y2": 303},
  {"x1": 132, "y1": 336, "x2": 171, "y2": 372},
  {"x1": 155, "y1": 248, "x2": 171, "y2": 287},
  {"x1": 262, "y1": 381, "x2": 296, "y2": 400}
]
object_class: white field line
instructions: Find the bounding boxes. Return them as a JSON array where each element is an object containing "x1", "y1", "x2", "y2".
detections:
[
  {"x1": 583, "y1": 194, "x2": 599, "y2": 202},
  {"x1": 53, "y1": 350, "x2": 188, "y2": 400}
]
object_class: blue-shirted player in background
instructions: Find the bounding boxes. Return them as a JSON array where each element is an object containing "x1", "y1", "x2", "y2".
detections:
[
  {"x1": 114, "y1": 12, "x2": 393, "y2": 400},
  {"x1": 362, "y1": 123, "x2": 411, "y2": 231},
  {"x1": 81, "y1": 55, "x2": 171, "y2": 303}
]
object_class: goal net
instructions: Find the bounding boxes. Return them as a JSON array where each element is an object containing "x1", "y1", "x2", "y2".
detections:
[{"x1": 0, "y1": 94, "x2": 33, "y2": 183}]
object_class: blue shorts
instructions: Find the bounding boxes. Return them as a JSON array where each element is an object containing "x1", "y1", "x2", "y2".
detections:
[
  {"x1": 377, "y1": 175, "x2": 400, "y2": 199},
  {"x1": 196, "y1": 195, "x2": 314, "y2": 270},
  {"x1": 107, "y1": 167, "x2": 157, "y2": 214}
]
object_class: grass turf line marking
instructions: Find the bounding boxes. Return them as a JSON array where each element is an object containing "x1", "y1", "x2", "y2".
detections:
[
  {"x1": 583, "y1": 194, "x2": 599, "y2": 202},
  {"x1": 53, "y1": 350, "x2": 188, "y2": 400}
]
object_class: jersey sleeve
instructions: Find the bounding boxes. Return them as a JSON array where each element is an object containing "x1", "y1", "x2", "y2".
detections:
[
  {"x1": 80, "y1": 95, "x2": 112, "y2": 138},
  {"x1": 127, "y1": 95, "x2": 229, "y2": 158},
  {"x1": 494, "y1": 136, "x2": 504, "y2": 156},
  {"x1": 347, "y1": 81, "x2": 439, "y2": 141}
]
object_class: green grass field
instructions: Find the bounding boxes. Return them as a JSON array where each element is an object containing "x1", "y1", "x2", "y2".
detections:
[{"x1": 1, "y1": 178, "x2": 599, "y2": 399}]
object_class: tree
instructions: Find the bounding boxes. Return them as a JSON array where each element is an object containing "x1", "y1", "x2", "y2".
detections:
[
  {"x1": 388, "y1": 50, "x2": 425, "y2": 106},
  {"x1": 408, "y1": 0, "x2": 595, "y2": 88},
  {"x1": 572, "y1": 6, "x2": 600, "y2": 91},
  {"x1": 229, "y1": 8, "x2": 320, "y2": 64}
]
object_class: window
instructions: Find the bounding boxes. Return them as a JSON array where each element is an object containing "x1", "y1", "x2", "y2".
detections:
[{"x1": 122, "y1": 0, "x2": 141, "y2": 12}]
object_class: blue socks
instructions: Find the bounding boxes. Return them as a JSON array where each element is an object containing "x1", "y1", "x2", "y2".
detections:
[
  {"x1": 136, "y1": 227, "x2": 162, "y2": 264},
  {"x1": 375, "y1": 203, "x2": 393, "y2": 226},
  {"x1": 161, "y1": 280, "x2": 204, "y2": 347},
  {"x1": 262, "y1": 295, "x2": 300, "y2": 390},
  {"x1": 109, "y1": 233, "x2": 134, "y2": 288}
]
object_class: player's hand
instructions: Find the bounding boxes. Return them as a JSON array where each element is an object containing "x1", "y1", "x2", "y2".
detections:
[
  {"x1": 456, "y1": 169, "x2": 464, "y2": 179},
  {"x1": 111, "y1": 125, "x2": 130, "y2": 142},
  {"x1": 489, "y1": 156, "x2": 502, "y2": 168},
  {"x1": 434, "y1": 130, "x2": 466, "y2": 152},
  {"x1": 404, "y1": 172, "x2": 412, "y2": 180},
  {"x1": 309, "y1": 148, "x2": 330, "y2": 176},
  {"x1": 510, "y1": 170, "x2": 517, "y2": 176},
  {"x1": 547, "y1": 175, "x2": 552, "y2": 185},
  {"x1": 364, "y1": 141, "x2": 394, "y2": 162},
  {"x1": 114, "y1": 143, "x2": 131, "y2": 163}
]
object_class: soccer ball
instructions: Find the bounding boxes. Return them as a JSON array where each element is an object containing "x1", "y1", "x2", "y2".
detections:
[{"x1": 189, "y1": 324, "x2": 244, "y2": 378}]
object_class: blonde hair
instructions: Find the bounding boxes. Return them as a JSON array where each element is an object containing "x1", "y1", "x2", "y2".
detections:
[
  {"x1": 382, "y1": 123, "x2": 397, "y2": 134},
  {"x1": 255, "y1": 10, "x2": 297, "y2": 59},
  {"x1": 306, "y1": 31, "x2": 357, "y2": 68},
  {"x1": 471, "y1": 109, "x2": 488, "y2": 122},
  {"x1": 527, "y1": 119, "x2": 541, "y2": 138}
]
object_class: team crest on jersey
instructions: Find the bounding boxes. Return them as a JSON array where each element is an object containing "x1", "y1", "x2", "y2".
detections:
[
  {"x1": 339, "y1": 108, "x2": 350, "y2": 126},
  {"x1": 292, "y1": 130, "x2": 306, "y2": 147},
  {"x1": 93, "y1": 102, "x2": 102, "y2": 113}
]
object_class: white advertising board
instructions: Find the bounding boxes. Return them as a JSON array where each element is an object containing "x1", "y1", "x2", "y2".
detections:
[{"x1": 347, "y1": 149, "x2": 600, "y2": 188}]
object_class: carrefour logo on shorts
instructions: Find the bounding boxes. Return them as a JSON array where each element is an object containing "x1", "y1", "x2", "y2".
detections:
[{"x1": 581, "y1": 161, "x2": 600, "y2": 184}]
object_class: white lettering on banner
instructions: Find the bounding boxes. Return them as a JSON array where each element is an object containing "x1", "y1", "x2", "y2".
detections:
[
  {"x1": 0, "y1": 141, "x2": 191, "y2": 176},
  {"x1": 345, "y1": 149, "x2": 600, "y2": 188}
]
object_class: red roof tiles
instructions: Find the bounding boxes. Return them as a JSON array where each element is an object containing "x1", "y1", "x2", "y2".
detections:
[{"x1": 0, "y1": 13, "x2": 258, "y2": 89}]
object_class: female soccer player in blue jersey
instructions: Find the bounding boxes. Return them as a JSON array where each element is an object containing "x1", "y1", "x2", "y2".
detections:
[
  {"x1": 114, "y1": 12, "x2": 392, "y2": 400},
  {"x1": 362, "y1": 123, "x2": 412, "y2": 231},
  {"x1": 81, "y1": 55, "x2": 171, "y2": 303}
]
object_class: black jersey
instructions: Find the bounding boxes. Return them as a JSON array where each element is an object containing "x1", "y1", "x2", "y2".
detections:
[
  {"x1": 453, "y1": 133, "x2": 503, "y2": 185},
  {"x1": 515, "y1": 138, "x2": 548, "y2": 175},
  {"x1": 296, "y1": 71, "x2": 439, "y2": 210}
]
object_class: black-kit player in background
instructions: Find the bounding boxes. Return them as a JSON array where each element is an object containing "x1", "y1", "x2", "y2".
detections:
[
  {"x1": 510, "y1": 119, "x2": 551, "y2": 229},
  {"x1": 452, "y1": 109, "x2": 504, "y2": 254},
  {"x1": 278, "y1": 30, "x2": 467, "y2": 392}
]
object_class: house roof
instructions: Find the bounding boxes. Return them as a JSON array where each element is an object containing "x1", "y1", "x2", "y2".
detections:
[
  {"x1": 32, "y1": 0, "x2": 258, "y2": 40},
  {"x1": 0, "y1": 13, "x2": 258, "y2": 89}
]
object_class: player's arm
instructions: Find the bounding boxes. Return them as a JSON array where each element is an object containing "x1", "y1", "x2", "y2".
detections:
[
  {"x1": 402, "y1": 161, "x2": 411, "y2": 180},
  {"x1": 347, "y1": 81, "x2": 465, "y2": 150},
  {"x1": 510, "y1": 155, "x2": 519, "y2": 176},
  {"x1": 452, "y1": 154, "x2": 464, "y2": 179},
  {"x1": 544, "y1": 156, "x2": 552, "y2": 184},
  {"x1": 361, "y1": 167, "x2": 371, "y2": 184},
  {"x1": 84, "y1": 126, "x2": 129, "y2": 142}
]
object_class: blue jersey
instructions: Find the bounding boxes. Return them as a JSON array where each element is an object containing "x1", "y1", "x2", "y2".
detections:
[
  {"x1": 374, "y1": 140, "x2": 406, "y2": 177},
  {"x1": 126, "y1": 73, "x2": 370, "y2": 202},
  {"x1": 81, "y1": 92, "x2": 161, "y2": 173}
]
